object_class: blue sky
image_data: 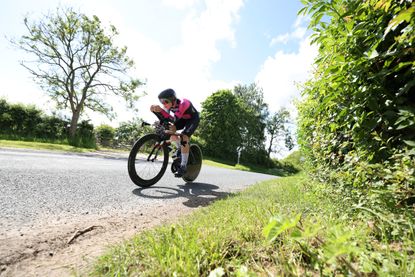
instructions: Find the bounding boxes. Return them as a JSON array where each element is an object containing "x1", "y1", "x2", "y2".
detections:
[
  {"x1": 0, "y1": 0, "x2": 317, "y2": 126},
  {"x1": 212, "y1": 0, "x2": 305, "y2": 82}
]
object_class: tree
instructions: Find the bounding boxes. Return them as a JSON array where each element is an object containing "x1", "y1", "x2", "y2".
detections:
[
  {"x1": 233, "y1": 83, "x2": 269, "y2": 163},
  {"x1": 199, "y1": 90, "x2": 244, "y2": 160},
  {"x1": 13, "y1": 7, "x2": 144, "y2": 143},
  {"x1": 266, "y1": 108, "x2": 292, "y2": 157}
]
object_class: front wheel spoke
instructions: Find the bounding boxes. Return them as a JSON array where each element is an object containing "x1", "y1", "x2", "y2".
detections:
[{"x1": 134, "y1": 140, "x2": 165, "y2": 180}]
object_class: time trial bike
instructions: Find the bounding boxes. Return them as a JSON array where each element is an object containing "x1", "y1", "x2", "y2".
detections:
[{"x1": 127, "y1": 112, "x2": 202, "y2": 187}]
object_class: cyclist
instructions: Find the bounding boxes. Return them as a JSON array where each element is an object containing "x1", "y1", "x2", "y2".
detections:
[{"x1": 150, "y1": 88, "x2": 200, "y2": 177}]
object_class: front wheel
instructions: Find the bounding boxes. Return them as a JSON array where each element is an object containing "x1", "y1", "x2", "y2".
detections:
[
  {"x1": 182, "y1": 144, "x2": 203, "y2": 182},
  {"x1": 128, "y1": 134, "x2": 169, "y2": 187}
]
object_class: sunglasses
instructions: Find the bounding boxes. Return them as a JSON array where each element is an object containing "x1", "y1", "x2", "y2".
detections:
[{"x1": 159, "y1": 98, "x2": 171, "y2": 105}]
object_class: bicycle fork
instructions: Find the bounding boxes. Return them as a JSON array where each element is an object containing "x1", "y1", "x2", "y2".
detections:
[{"x1": 147, "y1": 140, "x2": 171, "y2": 162}]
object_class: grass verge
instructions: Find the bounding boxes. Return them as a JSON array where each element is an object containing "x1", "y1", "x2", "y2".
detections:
[
  {"x1": 203, "y1": 156, "x2": 299, "y2": 177},
  {"x1": 0, "y1": 139, "x2": 93, "y2": 153},
  {"x1": 90, "y1": 174, "x2": 414, "y2": 276}
]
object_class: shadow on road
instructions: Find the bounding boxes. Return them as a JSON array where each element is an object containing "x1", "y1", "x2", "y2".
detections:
[{"x1": 132, "y1": 182, "x2": 233, "y2": 208}]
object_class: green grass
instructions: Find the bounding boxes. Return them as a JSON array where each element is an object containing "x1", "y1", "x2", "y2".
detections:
[
  {"x1": 0, "y1": 139, "x2": 93, "y2": 152},
  {"x1": 203, "y1": 156, "x2": 300, "y2": 177},
  {"x1": 90, "y1": 175, "x2": 414, "y2": 276},
  {"x1": 280, "y1": 151, "x2": 304, "y2": 170}
]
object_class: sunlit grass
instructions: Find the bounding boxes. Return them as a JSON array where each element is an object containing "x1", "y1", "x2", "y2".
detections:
[
  {"x1": 202, "y1": 158, "x2": 237, "y2": 169},
  {"x1": 0, "y1": 139, "x2": 92, "y2": 153},
  {"x1": 203, "y1": 157, "x2": 300, "y2": 176},
  {"x1": 90, "y1": 175, "x2": 319, "y2": 276},
  {"x1": 90, "y1": 174, "x2": 414, "y2": 276}
]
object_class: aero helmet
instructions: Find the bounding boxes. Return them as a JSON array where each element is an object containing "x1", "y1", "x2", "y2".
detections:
[{"x1": 158, "y1": 88, "x2": 176, "y2": 104}]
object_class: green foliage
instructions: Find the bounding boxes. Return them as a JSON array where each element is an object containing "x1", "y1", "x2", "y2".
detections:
[
  {"x1": 233, "y1": 84, "x2": 274, "y2": 165},
  {"x1": 199, "y1": 85, "x2": 283, "y2": 167},
  {"x1": 263, "y1": 180, "x2": 415, "y2": 276},
  {"x1": 263, "y1": 213, "x2": 302, "y2": 242},
  {"x1": 297, "y1": 0, "x2": 415, "y2": 220},
  {"x1": 92, "y1": 176, "x2": 316, "y2": 276},
  {"x1": 189, "y1": 134, "x2": 206, "y2": 150},
  {"x1": 266, "y1": 108, "x2": 293, "y2": 156},
  {"x1": 0, "y1": 98, "x2": 96, "y2": 147},
  {"x1": 13, "y1": 6, "x2": 144, "y2": 139},
  {"x1": 281, "y1": 150, "x2": 304, "y2": 171},
  {"x1": 95, "y1": 124, "x2": 115, "y2": 147},
  {"x1": 199, "y1": 89, "x2": 243, "y2": 161},
  {"x1": 114, "y1": 118, "x2": 151, "y2": 148},
  {"x1": 91, "y1": 176, "x2": 414, "y2": 276},
  {"x1": 1, "y1": 98, "x2": 64, "y2": 141},
  {"x1": 68, "y1": 120, "x2": 96, "y2": 148},
  {"x1": 0, "y1": 139, "x2": 94, "y2": 152}
]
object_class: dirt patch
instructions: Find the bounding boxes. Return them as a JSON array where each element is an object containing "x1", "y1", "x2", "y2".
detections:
[{"x1": 0, "y1": 204, "x2": 195, "y2": 277}]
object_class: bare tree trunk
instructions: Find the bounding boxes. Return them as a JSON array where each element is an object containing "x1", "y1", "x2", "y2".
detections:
[{"x1": 267, "y1": 135, "x2": 274, "y2": 158}]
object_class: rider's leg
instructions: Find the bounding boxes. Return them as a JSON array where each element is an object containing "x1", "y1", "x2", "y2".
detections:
[
  {"x1": 170, "y1": 135, "x2": 181, "y2": 157},
  {"x1": 174, "y1": 135, "x2": 190, "y2": 177},
  {"x1": 174, "y1": 118, "x2": 198, "y2": 177},
  {"x1": 180, "y1": 135, "x2": 190, "y2": 168}
]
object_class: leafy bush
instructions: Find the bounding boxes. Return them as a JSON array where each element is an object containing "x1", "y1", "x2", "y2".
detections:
[
  {"x1": 189, "y1": 135, "x2": 206, "y2": 150},
  {"x1": 69, "y1": 120, "x2": 96, "y2": 148},
  {"x1": 1, "y1": 98, "x2": 67, "y2": 142},
  {"x1": 0, "y1": 98, "x2": 96, "y2": 147},
  {"x1": 113, "y1": 118, "x2": 151, "y2": 148},
  {"x1": 95, "y1": 124, "x2": 115, "y2": 147},
  {"x1": 34, "y1": 115, "x2": 68, "y2": 141},
  {"x1": 297, "y1": 0, "x2": 415, "y2": 235}
]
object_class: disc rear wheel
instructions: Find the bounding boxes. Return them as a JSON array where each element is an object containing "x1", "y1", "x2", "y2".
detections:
[{"x1": 182, "y1": 144, "x2": 203, "y2": 182}]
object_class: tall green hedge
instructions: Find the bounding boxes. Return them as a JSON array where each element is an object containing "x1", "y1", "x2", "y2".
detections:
[
  {"x1": 0, "y1": 98, "x2": 96, "y2": 148},
  {"x1": 297, "y1": 0, "x2": 414, "y2": 211}
]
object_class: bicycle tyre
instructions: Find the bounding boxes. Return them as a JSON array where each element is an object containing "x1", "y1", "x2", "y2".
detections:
[
  {"x1": 182, "y1": 144, "x2": 203, "y2": 182},
  {"x1": 128, "y1": 133, "x2": 169, "y2": 187}
]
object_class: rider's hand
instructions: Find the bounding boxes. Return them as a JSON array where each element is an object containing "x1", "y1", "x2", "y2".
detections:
[
  {"x1": 150, "y1": 105, "x2": 162, "y2": 113},
  {"x1": 169, "y1": 123, "x2": 177, "y2": 133}
]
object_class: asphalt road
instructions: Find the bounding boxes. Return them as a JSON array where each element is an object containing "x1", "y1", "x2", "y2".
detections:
[{"x1": 0, "y1": 148, "x2": 277, "y2": 232}]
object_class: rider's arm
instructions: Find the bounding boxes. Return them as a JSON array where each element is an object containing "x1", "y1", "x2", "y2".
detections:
[
  {"x1": 159, "y1": 108, "x2": 174, "y2": 121},
  {"x1": 174, "y1": 99, "x2": 191, "y2": 120},
  {"x1": 150, "y1": 105, "x2": 174, "y2": 122}
]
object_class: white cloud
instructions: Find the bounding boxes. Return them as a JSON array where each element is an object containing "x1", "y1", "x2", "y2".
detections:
[
  {"x1": 294, "y1": 14, "x2": 310, "y2": 29},
  {"x1": 115, "y1": 0, "x2": 244, "y2": 123},
  {"x1": 259, "y1": 13, "x2": 317, "y2": 115},
  {"x1": 256, "y1": 36, "x2": 318, "y2": 114},
  {"x1": 270, "y1": 14, "x2": 309, "y2": 46},
  {"x1": 256, "y1": 29, "x2": 318, "y2": 158},
  {"x1": 270, "y1": 33, "x2": 290, "y2": 45},
  {"x1": 270, "y1": 27, "x2": 306, "y2": 46},
  {"x1": 162, "y1": 0, "x2": 199, "y2": 10}
]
